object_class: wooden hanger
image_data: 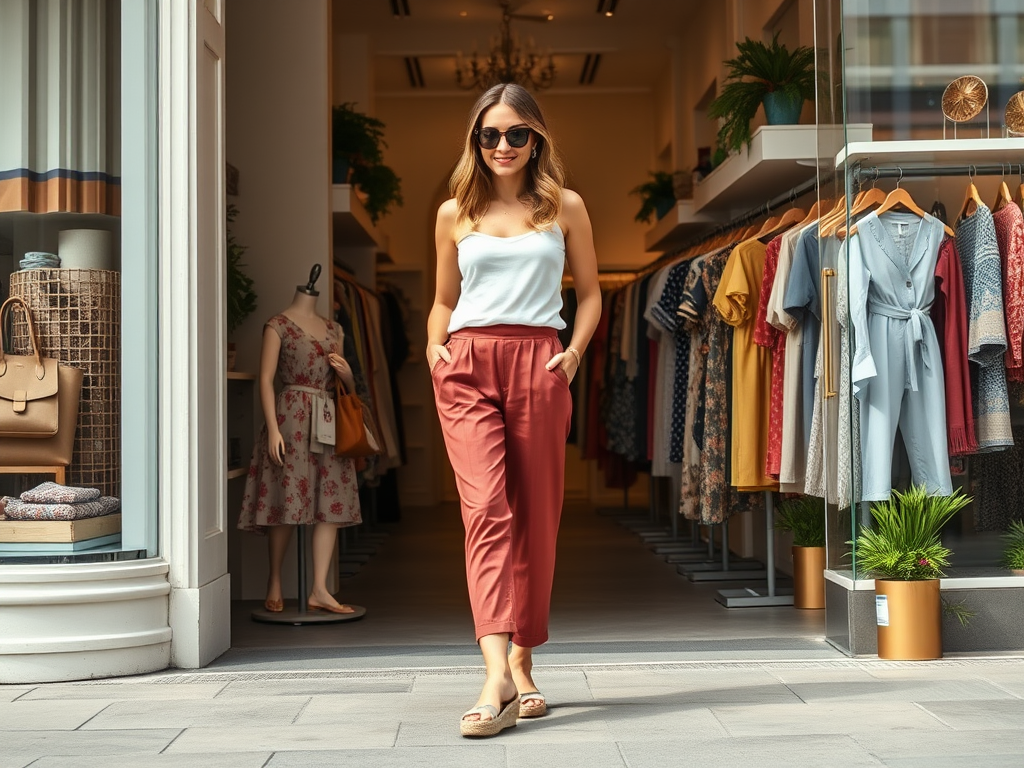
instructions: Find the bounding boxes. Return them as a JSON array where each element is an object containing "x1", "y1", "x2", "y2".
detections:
[
  {"x1": 759, "y1": 206, "x2": 807, "y2": 241},
  {"x1": 1014, "y1": 164, "x2": 1024, "y2": 210},
  {"x1": 834, "y1": 186, "x2": 887, "y2": 239},
  {"x1": 816, "y1": 194, "x2": 849, "y2": 235},
  {"x1": 794, "y1": 199, "x2": 823, "y2": 230},
  {"x1": 993, "y1": 165, "x2": 1013, "y2": 213},
  {"x1": 850, "y1": 170, "x2": 955, "y2": 238},
  {"x1": 957, "y1": 165, "x2": 985, "y2": 222}
]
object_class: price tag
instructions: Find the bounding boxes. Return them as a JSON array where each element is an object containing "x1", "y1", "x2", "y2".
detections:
[{"x1": 875, "y1": 594, "x2": 890, "y2": 627}]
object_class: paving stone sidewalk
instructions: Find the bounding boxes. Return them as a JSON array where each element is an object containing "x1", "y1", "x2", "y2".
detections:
[{"x1": 3, "y1": 657, "x2": 1024, "y2": 767}]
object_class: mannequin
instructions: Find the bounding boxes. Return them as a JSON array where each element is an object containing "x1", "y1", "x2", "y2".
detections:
[{"x1": 238, "y1": 264, "x2": 362, "y2": 614}]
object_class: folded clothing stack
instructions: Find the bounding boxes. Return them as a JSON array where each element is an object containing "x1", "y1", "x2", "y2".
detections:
[
  {"x1": 1, "y1": 482, "x2": 120, "y2": 521},
  {"x1": 19, "y1": 251, "x2": 61, "y2": 270}
]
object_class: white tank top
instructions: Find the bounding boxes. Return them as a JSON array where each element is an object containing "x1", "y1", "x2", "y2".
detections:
[{"x1": 447, "y1": 223, "x2": 567, "y2": 333}]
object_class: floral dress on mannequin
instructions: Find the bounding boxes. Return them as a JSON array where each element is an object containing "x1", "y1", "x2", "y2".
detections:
[{"x1": 238, "y1": 314, "x2": 362, "y2": 532}]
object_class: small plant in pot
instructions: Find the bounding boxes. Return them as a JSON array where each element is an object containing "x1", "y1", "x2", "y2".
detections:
[
  {"x1": 852, "y1": 485, "x2": 971, "y2": 660},
  {"x1": 1001, "y1": 520, "x2": 1024, "y2": 575},
  {"x1": 707, "y1": 33, "x2": 816, "y2": 155},
  {"x1": 332, "y1": 102, "x2": 404, "y2": 223},
  {"x1": 629, "y1": 171, "x2": 677, "y2": 224},
  {"x1": 775, "y1": 495, "x2": 826, "y2": 609},
  {"x1": 226, "y1": 203, "x2": 258, "y2": 371}
]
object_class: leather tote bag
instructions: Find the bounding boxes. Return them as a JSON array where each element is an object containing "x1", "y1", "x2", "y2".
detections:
[
  {"x1": 0, "y1": 296, "x2": 84, "y2": 466},
  {"x1": 334, "y1": 380, "x2": 380, "y2": 458}
]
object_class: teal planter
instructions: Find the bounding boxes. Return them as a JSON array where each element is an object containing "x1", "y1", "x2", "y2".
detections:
[
  {"x1": 762, "y1": 90, "x2": 804, "y2": 125},
  {"x1": 654, "y1": 198, "x2": 676, "y2": 220}
]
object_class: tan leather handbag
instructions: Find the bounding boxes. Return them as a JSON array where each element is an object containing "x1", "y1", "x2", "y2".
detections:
[
  {"x1": 0, "y1": 297, "x2": 84, "y2": 465},
  {"x1": 334, "y1": 380, "x2": 381, "y2": 458}
]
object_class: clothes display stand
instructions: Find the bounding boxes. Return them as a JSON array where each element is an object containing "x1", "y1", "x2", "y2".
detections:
[
  {"x1": 715, "y1": 491, "x2": 794, "y2": 607},
  {"x1": 676, "y1": 518, "x2": 769, "y2": 582},
  {"x1": 251, "y1": 525, "x2": 366, "y2": 625}
]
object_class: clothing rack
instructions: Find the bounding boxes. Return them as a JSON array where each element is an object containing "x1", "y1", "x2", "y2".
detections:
[{"x1": 851, "y1": 163, "x2": 1024, "y2": 184}]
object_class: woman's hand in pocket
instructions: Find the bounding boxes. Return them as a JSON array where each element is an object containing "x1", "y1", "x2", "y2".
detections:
[{"x1": 427, "y1": 343, "x2": 452, "y2": 372}]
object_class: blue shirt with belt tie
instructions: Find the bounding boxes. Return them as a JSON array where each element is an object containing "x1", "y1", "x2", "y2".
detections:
[{"x1": 849, "y1": 211, "x2": 952, "y2": 502}]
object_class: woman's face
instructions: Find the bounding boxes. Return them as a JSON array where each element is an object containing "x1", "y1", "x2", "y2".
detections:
[{"x1": 477, "y1": 103, "x2": 536, "y2": 179}]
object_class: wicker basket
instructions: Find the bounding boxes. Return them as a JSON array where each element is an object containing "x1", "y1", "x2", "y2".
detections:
[{"x1": 9, "y1": 269, "x2": 121, "y2": 496}]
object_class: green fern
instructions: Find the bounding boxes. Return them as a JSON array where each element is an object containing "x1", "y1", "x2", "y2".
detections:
[
  {"x1": 851, "y1": 485, "x2": 971, "y2": 581},
  {"x1": 1001, "y1": 520, "x2": 1024, "y2": 570},
  {"x1": 707, "y1": 34, "x2": 816, "y2": 153},
  {"x1": 775, "y1": 495, "x2": 826, "y2": 548},
  {"x1": 226, "y1": 204, "x2": 257, "y2": 336}
]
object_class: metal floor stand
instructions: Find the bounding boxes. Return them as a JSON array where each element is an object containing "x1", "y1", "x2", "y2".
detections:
[
  {"x1": 677, "y1": 518, "x2": 769, "y2": 582},
  {"x1": 715, "y1": 491, "x2": 794, "y2": 607}
]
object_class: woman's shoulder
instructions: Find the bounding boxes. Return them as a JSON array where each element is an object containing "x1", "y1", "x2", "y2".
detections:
[{"x1": 557, "y1": 188, "x2": 588, "y2": 234}]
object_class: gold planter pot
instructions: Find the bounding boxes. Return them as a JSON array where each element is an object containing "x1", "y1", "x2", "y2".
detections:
[
  {"x1": 792, "y1": 546, "x2": 826, "y2": 609},
  {"x1": 875, "y1": 579, "x2": 942, "y2": 660}
]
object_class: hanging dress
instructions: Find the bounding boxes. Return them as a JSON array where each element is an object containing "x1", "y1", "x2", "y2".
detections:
[
  {"x1": 957, "y1": 204, "x2": 1013, "y2": 451},
  {"x1": 849, "y1": 212, "x2": 951, "y2": 501},
  {"x1": 238, "y1": 315, "x2": 362, "y2": 532}
]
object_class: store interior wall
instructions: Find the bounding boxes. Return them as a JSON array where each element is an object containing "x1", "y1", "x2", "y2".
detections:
[{"x1": 225, "y1": 0, "x2": 335, "y2": 600}]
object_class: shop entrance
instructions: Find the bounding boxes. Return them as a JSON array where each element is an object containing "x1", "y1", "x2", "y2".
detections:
[{"x1": 219, "y1": 0, "x2": 826, "y2": 664}]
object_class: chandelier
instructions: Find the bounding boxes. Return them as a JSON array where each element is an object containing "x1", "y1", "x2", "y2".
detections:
[{"x1": 455, "y1": 2, "x2": 556, "y2": 91}]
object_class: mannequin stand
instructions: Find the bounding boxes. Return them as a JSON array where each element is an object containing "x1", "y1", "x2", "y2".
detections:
[{"x1": 251, "y1": 525, "x2": 366, "y2": 625}]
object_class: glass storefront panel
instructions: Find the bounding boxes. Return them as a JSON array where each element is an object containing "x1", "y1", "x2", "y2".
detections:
[
  {"x1": 0, "y1": 0, "x2": 159, "y2": 561},
  {"x1": 824, "y1": 0, "x2": 1024, "y2": 581}
]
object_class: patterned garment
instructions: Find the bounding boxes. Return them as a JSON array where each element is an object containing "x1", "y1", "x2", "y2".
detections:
[
  {"x1": 753, "y1": 235, "x2": 785, "y2": 479},
  {"x1": 994, "y1": 203, "x2": 1024, "y2": 382},
  {"x1": 972, "y1": 422, "x2": 1024, "y2": 531},
  {"x1": 650, "y1": 259, "x2": 693, "y2": 463},
  {"x1": 3, "y1": 495, "x2": 119, "y2": 521},
  {"x1": 20, "y1": 481, "x2": 100, "y2": 504},
  {"x1": 678, "y1": 255, "x2": 709, "y2": 520},
  {"x1": 238, "y1": 314, "x2": 362, "y2": 532},
  {"x1": 957, "y1": 205, "x2": 1013, "y2": 451},
  {"x1": 604, "y1": 290, "x2": 639, "y2": 460},
  {"x1": 697, "y1": 247, "x2": 761, "y2": 523}
]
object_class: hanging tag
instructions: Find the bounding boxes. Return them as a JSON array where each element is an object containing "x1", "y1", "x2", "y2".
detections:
[{"x1": 875, "y1": 594, "x2": 890, "y2": 627}]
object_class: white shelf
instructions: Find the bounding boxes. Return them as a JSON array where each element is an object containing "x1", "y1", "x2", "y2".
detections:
[
  {"x1": 836, "y1": 138, "x2": 1024, "y2": 169},
  {"x1": 693, "y1": 124, "x2": 873, "y2": 213},
  {"x1": 643, "y1": 200, "x2": 725, "y2": 253},
  {"x1": 332, "y1": 184, "x2": 382, "y2": 249}
]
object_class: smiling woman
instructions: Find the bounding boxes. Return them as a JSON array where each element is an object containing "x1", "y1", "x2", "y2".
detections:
[{"x1": 426, "y1": 82, "x2": 601, "y2": 737}]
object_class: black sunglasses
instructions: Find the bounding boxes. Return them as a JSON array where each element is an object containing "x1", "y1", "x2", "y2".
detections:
[{"x1": 475, "y1": 126, "x2": 532, "y2": 150}]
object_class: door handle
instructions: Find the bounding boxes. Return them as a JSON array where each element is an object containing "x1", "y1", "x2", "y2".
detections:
[{"x1": 821, "y1": 268, "x2": 837, "y2": 399}]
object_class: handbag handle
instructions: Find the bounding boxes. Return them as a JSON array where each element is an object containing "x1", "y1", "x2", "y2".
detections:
[{"x1": 0, "y1": 296, "x2": 45, "y2": 374}]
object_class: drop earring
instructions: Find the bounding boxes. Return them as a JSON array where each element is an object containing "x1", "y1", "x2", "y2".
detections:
[{"x1": 531, "y1": 146, "x2": 537, "y2": 159}]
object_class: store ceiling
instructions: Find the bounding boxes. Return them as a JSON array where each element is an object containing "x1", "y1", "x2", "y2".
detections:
[{"x1": 334, "y1": 0, "x2": 697, "y2": 93}]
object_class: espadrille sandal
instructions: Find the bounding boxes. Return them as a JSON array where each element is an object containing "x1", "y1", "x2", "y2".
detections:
[
  {"x1": 518, "y1": 691, "x2": 547, "y2": 718},
  {"x1": 460, "y1": 696, "x2": 520, "y2": 737}
]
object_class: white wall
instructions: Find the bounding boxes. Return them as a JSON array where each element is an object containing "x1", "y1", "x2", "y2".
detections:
[{"x1": 225, "y1": 0, "x2": 332, "y2": 376}]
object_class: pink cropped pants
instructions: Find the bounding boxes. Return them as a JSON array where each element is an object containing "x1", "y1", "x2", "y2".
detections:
[{"x1": 431, "y1": 325, "x2": 572, "y2": 647}]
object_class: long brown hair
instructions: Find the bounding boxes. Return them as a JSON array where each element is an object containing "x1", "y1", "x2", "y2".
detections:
[{"x1": 449, "y1": 83, "x2": 566, "y2": 231}]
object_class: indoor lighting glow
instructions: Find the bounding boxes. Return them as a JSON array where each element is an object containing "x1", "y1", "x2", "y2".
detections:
[{"x1": 455, "y1": 3, "x2": 556, "y2": 90}]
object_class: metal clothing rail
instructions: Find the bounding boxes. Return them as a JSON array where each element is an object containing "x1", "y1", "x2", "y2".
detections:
[
  {"x1": 852, "y1": 163, "x2": 1024, "y2": 183},
  {"x1": 679, "y1": 174, "x2": 822, "y2": 253}
]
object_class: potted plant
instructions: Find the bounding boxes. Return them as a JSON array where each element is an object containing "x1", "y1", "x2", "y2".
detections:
[
  {"x1": 629, "y1": 171, "x2": 677, "y2": 224},
  {"x1": 707, "y1": 33, "x2": 816, "y2": 155},
  {"x1": 852, "y1": 485, "x2": 971, "y2": 660},
  {"x1": 332, "y1": 103, "x2": 404, "y2": 224},
  {"x1": 775, "y1": 495, "x2": 826, "y2": 609},
  {"x1": 226, "y1": 203, "x2": 258, "y2": 370},
  {"x1": 1001, "y1": 520, "x2": 1024, "y2": 575}
]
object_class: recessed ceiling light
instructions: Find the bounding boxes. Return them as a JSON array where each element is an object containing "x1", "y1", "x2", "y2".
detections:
[
  {"x1": 459, "y1": 10, "x2": 468, "y2": 16},
  {"x1": 605, "y1": 10, "x2": 613, "y2": 16}
]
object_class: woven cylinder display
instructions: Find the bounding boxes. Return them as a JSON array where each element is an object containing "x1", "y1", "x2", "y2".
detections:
[{"x1": 9, "y1": 269, "x2": 121, "y2": 496}]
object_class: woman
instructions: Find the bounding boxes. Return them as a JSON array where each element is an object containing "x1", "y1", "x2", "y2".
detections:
[{"x1": 427, "y1": 82, "x2": 601, "y2": 737}]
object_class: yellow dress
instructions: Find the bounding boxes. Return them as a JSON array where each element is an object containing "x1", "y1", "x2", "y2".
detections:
[{"x1": 713, "y1": 238, "x2": 778, "y2": 491}]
